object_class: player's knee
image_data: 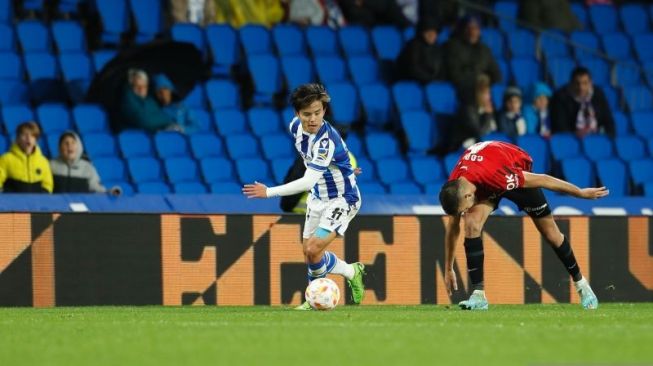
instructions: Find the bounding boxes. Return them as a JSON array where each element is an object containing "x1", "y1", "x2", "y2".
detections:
[
  {"x1": 464, "y1": 220, "x2": 483, "y2": 237},
  {"x1": 303, "y1": 238, "x2": 323, "y2": 260}
]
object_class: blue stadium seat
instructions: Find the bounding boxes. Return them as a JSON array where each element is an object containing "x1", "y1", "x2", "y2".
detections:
[
  {"x1": 510, "y1": 58, "x2": 540, "y2": 89},
  {"x1": 239, "y1": 24, "x2": 272, "y2": 55},
  {"x1": 589, "y1": 5, "x2": 618, "y2": 35},
  {"x1": 314, "y1": 56, "x2": 347, "y2": 84},
  {"x1": 137, "y1": 181, "x2": 171, "y2": 194},
  {"x1": 226, "y1": 134, "x2": 259, "y2": 159},
  {"x1": 371, "y1": 25, "x2": 403, "y2": 61},
  {"x1": 497, "y1": 59, "x2": 511, "y2": 84},
  {"x1": 644, "y1": 61, "x2": 653, "y2": 86},
  {"x1": 270, "y1": 157, "x2": 294, "y2": 184},
  {"x1": 118, "y1": 130, "x2": 153, "y2": 158},
  {"x1": 36, "y1": 103, "x2": 72, "y2": 134},
  {"x1": 281, "y1": 55, "x2": 314, "y2": 91},
  {"x1": 188, "y1": 108, "x2": 213, "y2": 133},
  {"x1": 355, "y1": 158, "x2": 376, "y2": 183},
  {"x1": 128, "y1": 0, "x2": 162, "y2": 42},
  {"x1": 365, "y1": 132, "x2": 399, "y2": 160},
  {"x1": 390, "y1": 182, "x2": 422, "y2": 194},
  {"x1": 409, "y1": 156, "x2": 446, "y2": 186},
  {"x1": 236, "y1": 158, "x2": 272, "y2": 185},
  {"x1": 443, "y1": 151, "x2": 462, "y2": 174},
  {"x1": 247, "y1": 54, "x2": 282, "y2": 104},
  {"x1": 392, "y1": 81, "x2": 425, "y2": 112},
  {"x1": 624, "y1": 86, "x2": 653, "y2": 113},
  {"x1": 614, "y1": 61, "x2": 641, "y2": 87},
  {"x1": 0, "y1": 80, "x2": 29, "y2": 105},
  {"x1": 425, "y1": 81, "x2": 457, "y2": 115},
  {"x1": 348, "y1": 55, "x2": 379, "y2": 86},
  {"x1": 581, "y1": 134, "x2": 614, "y2": 162},
  {"x1": 631, "y1": 111, "x2": 653, "y2": 138},
  {"x1": 491, "y1": 84, "x2": 505, "y2": 110},
  {"x1": 0, "y1": 51, "x2": 24, "y2": 80},
  {"x1": 516, "y1": 134, "x2": 549, "y2": 173},
  {"x1": 345, "y1": 133, "x2": 364, "y2": 158},
  {"x1": 358, "y1": 182, "x2": 387, "y2": 194},
  {"x1": 16, "y1": 20, "x2": 51, "y2": 52},
  {"x1": 614, "y1": 135, "x2": 646, "y2": 161},
  {"x1": 190, "y1": 134, "x2": 223, "y2": 159},
  {"x1": 174, "y1": 182, "x2": 207, "y2": 194},
  {"x1": 92, "y1": 49, "x2": 116, "y2": 72},
  {"x1": 95, "y1": 0, "x2": 129, "y2": 44},
  {"x1": 24, "y1": 52, "x2": 59, "y2": 80},
  {"x1": 570, "y1": 3, "x2": 589, "y2": 29},
  {"x1": 214, "y1": 108, "x2": 247, "y2": 136},
  {"x1": 171, "y1": 23, "x2": 205, "y2": 54},
  {"x1": 338, "y1": 26, "x2": 371, "y2": 57},
  {"x1": 603, "y1": 86, "x2": 620, "y2": 113},
  {"x1": 570, "y1": 31, "x2": 599, "y2": 59},
  {"x1": 629, "y1": 158, "x2": 653, "y2": 188},
  {"x1": 59, "y1": 52, "x2": 94, "y2": 81},
  {"x1": 359, "y1": 83, "x2": 391, "y2": 129},
  {"x1": 281, "y1": 106, "x2": 294, "y2": 124},
  {"x1": 644, "y1": 182, "x2": 653, "y2": 197},
  {"x1": 494, "y1": 1, "x2": 519, "y2": 31},
  {"x1": 273, "y1": 24, "x2": 306, "y2": 56},
  {"x1": 507, "y1": 30, "x2": 536, "y2": 58},
  {"x1": 210, "y1": 182, "x2": 241, "y2": 194},
  {"x1": 2, "y1": 105, "x2": 34, "y2": 135},
  {"x1": 481, "y1": 28, "x2": 505, "y2": 59},
  {"x1": 306, "y1": 26, "x2": 339, "y2": 56},
  {"x1": 128, "y1": 157, "x2": 163, "y2": 183},
  {"x1": 620, "y1": 4, "x2": 650, "y2": 36},
  {"x1": 481, "y1": 131, "x2": 512, "y2": 144},
  {"x1": 327, "y1": 82, "x2": 359, "y2": 125},
  {"x1": 561, "y1": 157, "x2": 594, "y2": 187},
  {"x1": 247, "y1": 107, "x2": 282, "y2": 138},
  {"x1": 46, "y1": 134, "x2": 60, "y2": 155},
  {"x1": 164, "y1": 157, "x2": 199, "y2": 183},
  {"x1": 540, "y1": 32, "x2": 569, "y2": 59},
  {"x1": 72, "y1": 104, "x2": 109, "y2": 133},
  {"x1": 82, "y1": 132, "x2": 118, "y2": 158},
  {"x1": 633, "y1": 33, "x2": 653, "y2": 62},
  {"x1": 0, "y1": 135, "x2": 7, "y2": 152},
  {"x1": 549, "y1": 133, "x2": 581, "y2": 161},
  {"x1": 548, "y1": 57, "x2": 576, "y2": 88},
  {"x1": 51, "y1": 21, "x2": 85, "y2": 52},
  {"x1": 601, "y1": 33, "x2": 633, "y2": 61},
  {"x1": 154, "y1": 131, "x2": 189, "y2": 158},
  {"x1": 400, "y1": 110, "x2": 435, "y2": 155},
  {"x1": 261, "y1": 133, "x2": 293, "y2": 160},
  {"x1": 200, "y1": 157, "x2": 234, "y2": 183},
  {"x1": 0, "y1": 23, "x2": 14, "y2": 51},
  {"x1": 596, "y1": 158, "x2": 628, "y2": 196},
  {"x1": 183, "y1": 84, "x2": 208, "y2": 109},
  {"x1": 104, "y1": 181, "x2": 135, "y2": 195},
  {"x1": 94, "y1": 157, "x2": 128, "y2": 182},
  {"x1": 205, "y1": 24, "x2": 240, "y2": 76},
  {"x1": 0, "y1": 0, "x2": 11, "y2": 24},
  {"x1": 376, "y1": 157, "x2": 409, "y2": 185},
  {"x1": 648, "y1": 137, "x2": 653, "y2": 156},
  {"x1": 205, "y1": 79, "x2": 240, "y2": 110},
  {"x1": 402, "y1": 26, "x2": 415, "y2": 42}
]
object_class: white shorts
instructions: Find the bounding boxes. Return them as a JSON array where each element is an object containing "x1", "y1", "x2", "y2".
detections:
[{"x1": 302, "y1": 195, "x2": 361, "y2": 239}]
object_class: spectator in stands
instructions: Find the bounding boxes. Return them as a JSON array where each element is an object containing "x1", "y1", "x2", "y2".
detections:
[
  {"x1": 285, "y1": 0, "x2": 325, "y2": 25},
  {"x1": 169, "y1": 0, "x2": 217, "y2": 26},
  {"x1": 154, "y1": 74, "x2": 198, "y2": 134},
  {"x1": 118, "y1": 69, "x2": 179, "y2": 133},
  {"x1": 214, "y1": 0, "x2": 285, "y2": 27},
  {"x1": 419, "y1": 0, "x2": 459, "y2": 28},
  {"x1": 395, "y1": 17, "x2": 445, "y2": 83},
  {"x1": 550, "y1": 67, "x2": 615, "y2": 138},
  {"x1": 519, "y1": 0, "x2": 581, "y2": 32},
  {"x1": 523, "y1": 82, "x2": 553, "y2": 138},
  {"x1": 0, "y1": 122, "x2": 53, "y2": 193},
  {"x1": 449, "y1": 75, "x2": 497, "y2": 151},
  {"x1": 338, "y1": 0, "x2": 411, "y2": 28},
  {"x1": 49, "y1": 131, "x2": 121, "y2": 195},
  {"x1": 444, "y1": 16, "x2": 502, "y2": 103},
  {"x1": 497, "y1": 86, "x2": 527, "y2": 139}
]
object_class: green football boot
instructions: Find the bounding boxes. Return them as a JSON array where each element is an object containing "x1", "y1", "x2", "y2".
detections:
[
  {"x1": 347, "y1": 262, "x2": 366, "y2": 305},
  {"x1": 294, "y1": 301, "x2": 312, "y2": 311}
]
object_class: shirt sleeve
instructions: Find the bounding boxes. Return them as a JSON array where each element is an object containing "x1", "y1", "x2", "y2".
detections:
[{"x1": 306, "y1": 136, "x2": 334, "y2": 172}]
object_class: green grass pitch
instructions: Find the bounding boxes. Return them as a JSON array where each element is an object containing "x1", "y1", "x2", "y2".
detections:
[{"x1": 1, "y1": 304, "x2": 652, "y2": 366}]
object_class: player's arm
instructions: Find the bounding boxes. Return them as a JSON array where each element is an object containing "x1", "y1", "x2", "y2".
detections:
[
  {"x1": 242, "y1": 168, "x2": 322, "y2": 198},
  {"x1": 522, "y1": 171, "x2": 609, "y2": 199},
  {"x1": 444, "y1": 214, "x2": 461, "y2": 295}
]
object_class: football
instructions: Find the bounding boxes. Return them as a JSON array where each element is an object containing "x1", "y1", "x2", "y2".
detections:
[{"x1": 305, "y1": 278, "x2": 341, "y2": 310}]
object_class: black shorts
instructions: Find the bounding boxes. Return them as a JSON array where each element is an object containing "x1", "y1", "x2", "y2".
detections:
[{"x1": 494, "y1": 188, "x2": 552, "y2": 218}]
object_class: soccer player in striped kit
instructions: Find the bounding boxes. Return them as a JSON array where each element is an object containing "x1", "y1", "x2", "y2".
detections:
[
  {"x1": 243, "y1": 83, "x2": 365, "y2": 310},
  {"x1": 439, "y1": 141, "x2": 608, "y2": 310}
]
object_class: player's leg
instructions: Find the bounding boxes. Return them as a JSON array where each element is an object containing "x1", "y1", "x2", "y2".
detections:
[{"x1": 458, "y1": 202, "x2": 494, "y2": 310}]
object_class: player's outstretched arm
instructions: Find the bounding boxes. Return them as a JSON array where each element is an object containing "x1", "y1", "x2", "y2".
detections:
[
  {"x1": 444, "y1": 215, "x2": 461, "y2": 296},
  {"x1": 242, "y1": 168, "x2": 322, "y2": 199},
  {"x1": 522, "y1": 171, "x2": 609, "y2": 199}
]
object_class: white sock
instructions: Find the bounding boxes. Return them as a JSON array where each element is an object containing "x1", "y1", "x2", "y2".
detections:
[{"x1": 330, "y1": 258, "x2": 355, "y2": 280}]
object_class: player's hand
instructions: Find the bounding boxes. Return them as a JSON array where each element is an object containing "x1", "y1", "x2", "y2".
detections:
[
  {"x1": 444, "y1": 268, "x2": 458, "y2": 296},
  {"x1": 242, "y1": 181, "x2": 268, "y2": 198},
  {"x1": 354, "y1": 167, "x2": 362, "y2": 176},
  {"x1": 578, "y1": 186, "x2": 609, "y2": 199}
]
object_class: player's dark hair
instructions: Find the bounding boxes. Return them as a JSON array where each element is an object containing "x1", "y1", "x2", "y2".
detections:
[
  {"x1": 570, "y1": 66, "x2": 591, "y2": 81},
  {"x1": 439, "y1": 180, "x2": 462, "y2": 216},
  {"x1": 290, "y1": 83, "x2": 331, "y2": 112}
]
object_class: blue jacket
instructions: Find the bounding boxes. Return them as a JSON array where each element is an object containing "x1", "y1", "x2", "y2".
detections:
[{"x1": 119, "y1": 87, "x2": 173, "y2": 132}]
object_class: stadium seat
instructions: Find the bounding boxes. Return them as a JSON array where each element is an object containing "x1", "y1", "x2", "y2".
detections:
[
  {"x1": 45, "y1": 133, "x2": 60, "y2": 155},
  {"x1": 59, "y1": 52, "x2": 94, "y2": 82},
  {"x1": 595, "y1": 158, "x2": 628, "y2": 196},
  {"x1": 392, "y1": 81, "x2": 425, "y2": 112},
  {"x1": 644, "y1": 61, "x2": 653, "y2": 86},
  {"x1": 183, "y1": 84, "x2": 208, "y2": 109},
  {"x1": 371, "y1": 25, "x2": 403, "y2": 61},
  {"x1": 261, "y1": 133, "x2": 293, "y2": 160},
  {"x1": 443, "y1": 151, "x2": 462, "y2": 174},
  {"x1": 137, "y1": 181, "x2": 171, "y2": 194},
  {"x1": 402, "y1": 26, "x2": 415, "y2": 42},
  {"x1": 2, "y1": 105, "x2": 34, "y2": 135},
  {"x1": 614, "y1": 135, "x2": 646, "y2": 161},
  {"x1": 239, "y1": 24, "x2": 272, "y2": 55},
  {"x1": 16, "y1": 20, "x2": 51, "y2": 52},
  {"x1": 494, "y1": 1, "x2": 519, "y2": 31},
  {"x1": 128, "y1": 0, "x2": 162, "y2": 41},
  {"x1": 0, "y1": 80, "x2": 29, "y2": 105},
  {"x1": 549, "y1": 133, "x2": 581, "y2": 161},
  {"x1": 540, "y1": 32, "x2": 569, "y2": 59},
  {"x1": 0, "y1": 24, "x2": 14, "y2": 51},
  {"x1": 272, "y1": 24, "x2": 306, "y2": 56},
  {"x1": 358, "y1": 182, "x2": 387, "y2": 194},
  {"x1": 314, "y1": 56, "x2": 347, "y2": 84},
  {"x1": 425, "y1": 82, "x2": 457, "y2": 115},
  {"x1": 24, "y1": 52, "x2": 59, "y2": 80},
  {"x1": 601, "y1": 33, "x2": 633, "y2": 61},
  {"x1": 72, "y1": 104, "x2": 109, "y2": 133},
  {"x1": 213, "y1": 108, "x2": 247, "y2": 136},
  {"x1": 589, "y1": 5, "x2": 618, "y2": 34},
  {"x1": 561, "y1": 157, "x2": 594, "y2": 188},
  {"x1": 581, "y1": 134, "x2": 614, "y2": 162},
  {"x1": 170, "y1": 23, "x2": 205, "y2": 54},
  {"x1": 270, "y1": 157, "x2": 294, "y2": 184},
  {"x1": 359, "y1": 83, "x2": 391, "y2": 129},
  {"x1": 481, "y1": 131, "x2": 512, "y2": 144},
  {"x1": 189, "y1": 108, "x2": 213, "y2": 133},
  {"x1": 629, "y1": 158, "x2": 653, "y2": 188},
  {"x1": 118, "y1": 130, "x2": 154, "y2": 158},
  {"x1": 516, "y1": 134, "x2": 549, "y2": 173},
  {"x1": 205, "y1": 79, "x2": 240, "y2": 110},
  {"x1": 205, "y1": 24, "x2": 240, "y2": 76},
  {"x1": 0, "y1": 135, "x2": 7, "y2": 153},
  {"x1": 94, "y1": 157, "x2": 128, "y2": 182},
  {"x1": 82, "y1": 132, "x2": 118, "y2": 158},
  {"x1": 481, "y1": 28, "x2": 505, "y2": 59},
  {"x1": 327, "y1": 82, "x2": 360, "y2": 126},
  {"x1": 614, "y1": 61, "x2": 642, "y2": 87},
  {"x1": 154, "y1": 131, "x2": 189, "y2": 158},
  {"x1": 0, "y1": 0, "x2": 11, "y2": 23},
  {"x1": 338, "y1": 26, "x2": 372, "y2": 57},
  {"x1": 306, "y1": 26, "x2": 339, "y2": 56},
  {"x1": 548, "y1": 57, "x2": 576, "y2": 88},
  {"x1": 348, "y1": 55, "x2": 379, "y2": 86},
  {"x1": 620, "y1": 4, "x2": 649, "y2": 35},
  {"x1": 190, "y1": 134, "x2": 223, "y2": 159},
  {"x1": 281, "y1": 106, "x2": 294, "y2": 125},
  {"x1": 200, "y1": 157, "x2": 234, "y2": 183},
  {"x1": 92, "y1": 49, "x2": 116, "y2": 71},
  {"x1": 507, "y1": 30, "x2": 536, "y2": 58},
  {"x1": 235, "y1": 158, "x2": 272, "y2": 185},
  {"x1": 390, "y1": 182, "x2": 422, "y2": 194},
  {"x1": 102, "y1": 181, "x2": 134, "y2": 195},
  {"x1": 400, "y1": 110, "x2": 436, "y2": 155},
  {"x1": 247, "y1": 107, "x2": 282, "y2": 138},
  {"x1": 631, "y1": 111, "x2": 653, "y2": 138},
  {"x1": 570, "y1": 3, "x2": 589, "y2": 29},
  {"x1": 174, "y1": 182, "x2": 207, "y2": 194},
  {"x1": 128, "y1": 157, "x2": 163, "y2": 183},
  {"x1": 644, "y1": 182, "x2": 653, "y2": 197},
  {"x1": 345, "y1": 132, "x2": 364, "y2": 158},
  {"x1": 210, "y1": 182, "x2": 241, "y2": 193},
  {"x1": 225, "y1": 134, "x2": 259, "y2": 159},
  {"x1": 0, "y1": 52, "x2": 24, "y2": 80},
  {"x1": 376, "y1": 157, "x2": 409, "y2": 185},
  {"x1": 577, "y1": 57, "x2": 609, "y2": 86},
  {"x1": 510, "y1": 58, "x2": 540, "y2": 89},
  {"x1": 497, "y1": 59, "x2": 511, "y2": 84},
  {"x1": 603, "y1": 86, "x2": 620, "y2": 113},
  {"x1": 164, "y1": 157, "x2": 200, "y2": 183},
  {"x1": 36, "y1": 103, "x2": 72, "y2": 134},
  {"x1": 51, "y1": 21, "x2": 85, "y2": 52},
  {"x1": 247, "y1": 54, "x2": 282, "y2": 104},
  {"x1": 365, "y1": 132, "x2": 399, "y2": 160},
  {"x1": 355, "y1": 158, "x2": 376, "y2": 183},
  {"x1": 490, "y1": 84, "x2": 505, "y2": 109},
  {"x1": 95, "y1": 0, "x2": 129, "y2": 44},
  {"x1": 624, "y1": 86, "x2": 653, "y2": 113},
  {"x1": 570, "y1": 31, "x2": 599, "y2": 59},
  {"x1": 633, "y1": 33, "x2": 653, "y2": 62},
  {"x1": 409, "y1": 156, "x2": 446, "y2": 186},
  {"x1": 281, "y1": 55, "x2": 314, "y2": 92}
]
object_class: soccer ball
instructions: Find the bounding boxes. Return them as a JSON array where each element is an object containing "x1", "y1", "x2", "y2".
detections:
[{"x1": 305, "y1": 278, "x2": 340, "y2": 310}]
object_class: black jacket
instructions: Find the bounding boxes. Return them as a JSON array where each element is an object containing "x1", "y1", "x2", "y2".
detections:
[
  {"x1": 443, "y1": 37, "x2": 502, "y2": 101},
  {"x1": 550, "y1": 85, "x2": 615, "y2": 137},
  {"x1": 396, "y1": 37, "x2": 444, "y2": 83}
]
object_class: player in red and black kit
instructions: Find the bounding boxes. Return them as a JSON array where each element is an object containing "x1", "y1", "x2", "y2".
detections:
[{"x1": 439, "y1": 141, "x2": 609, "y2": 310}]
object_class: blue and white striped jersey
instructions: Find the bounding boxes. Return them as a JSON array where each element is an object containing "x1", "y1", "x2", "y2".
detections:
[{"x1": 288, "y1": 117, "x2": 360, "y2": 204}]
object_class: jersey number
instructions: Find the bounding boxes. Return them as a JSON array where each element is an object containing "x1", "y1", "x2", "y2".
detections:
[{"x1": 331, "y1": 207, "x2": 343, "y2": 220}]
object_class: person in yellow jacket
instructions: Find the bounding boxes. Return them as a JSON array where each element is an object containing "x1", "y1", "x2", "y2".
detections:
[{"x1": 0, "y1": 121, "x2": 53, "y2": 193}]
